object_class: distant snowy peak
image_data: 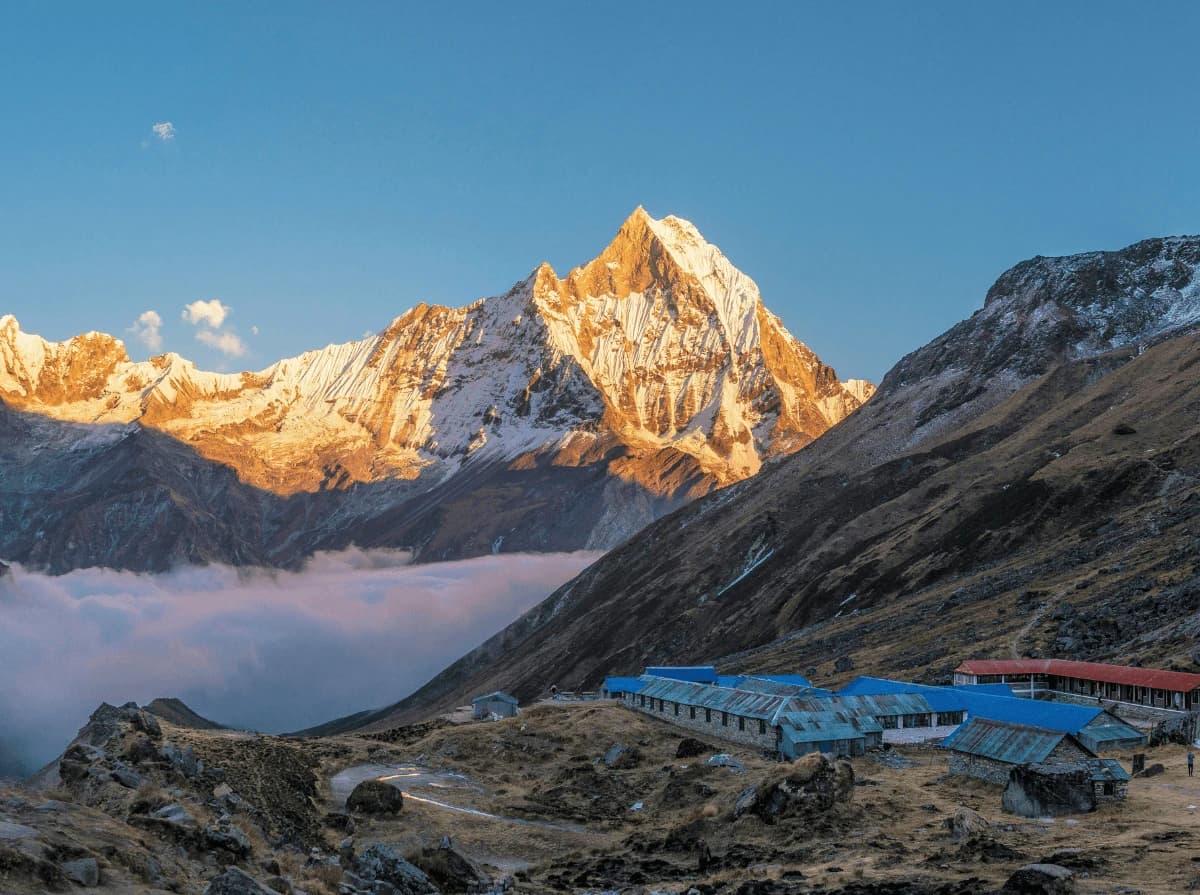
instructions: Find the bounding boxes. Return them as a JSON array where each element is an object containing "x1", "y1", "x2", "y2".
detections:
[{"x1": 0, "y1": 209, "x2": 871, "y2": 497}]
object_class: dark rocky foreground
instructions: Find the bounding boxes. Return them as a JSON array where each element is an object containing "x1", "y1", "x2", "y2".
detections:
[{"x1": 2, "y1": 701, "x2": 1197, "y2": 893}]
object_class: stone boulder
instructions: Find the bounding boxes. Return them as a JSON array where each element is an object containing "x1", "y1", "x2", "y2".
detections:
[
  {"x1": 347, "y1": 779, "x2": 404, "y2": 816},
  {"x1": 833, "y1": 655, "x2": 854, "y2": 673},
  {"x1": 204, "y1": 822, "x2": 253, "y2": 858},
  {"x1": 60, "y1": 857, "x2": 100, "y2": 887},
  {"x1": 1000, "y1": 863, "x2": 1076, "y2": 894},
  {"x1": 204, "y1": 866, "x2": 279, "y2": 895},
  {"x1": 675, "y1": 737, "x2": 713, "y2": 759},
  {"x1": 1002, "y1": 764, "x2": 1095, "y2": 818},
  {"x1": 603, "y1": 743, "x2": 641, "y2": 769},
  {"x1": 944, "y1": 806, "x2": 990, "y2": 843},
  {"x1": 352, "y1": 844, "x2": 437, "y2": 895},
  {"x1": 750, "y1": 753, "x2": 854, "y2": 823},
  {"x1": 411, "y1": 845, "x2": 489, "y2": 893}
]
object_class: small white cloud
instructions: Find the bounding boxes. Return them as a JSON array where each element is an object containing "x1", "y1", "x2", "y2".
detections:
[
  {"x1": 196, "y1": 329, "x2": 246, "y2": 357},
  {"x1": 251, "y1": 325, "x2": 259, "y2": 336},
  {"x1": 127, "y1": 310, "x2": 163, "y2": 352},
  {"x1": 182, "y1": 299, "x2": 230, "y2": 329},
  {"x1": 152, "y1": 121, "x2": 176, "y2": 141}
]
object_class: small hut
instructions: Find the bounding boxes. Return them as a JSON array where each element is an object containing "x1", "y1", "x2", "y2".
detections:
[{"x1": 472, "y1": 691, "x2": 519, "y2": 720}]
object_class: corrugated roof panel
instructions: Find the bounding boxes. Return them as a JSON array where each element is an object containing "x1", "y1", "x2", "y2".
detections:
[
  {"x1": 636, "y1": 677, "x2": 790, "y2": 720},
  {"x1": 603, "y1": 677, "x2": 648, "y2": 694},
  {"x1": 752, "y1": 673, "x2": 815, "y2": 688},
  {"x1": 645, "y1": 666, "x2": 719, "y2": 683},
  {"x1": 941, "y1": 717, "x2": 1070, "y2": 764},
  {"x1": 837, "y1": 677, "x2": 1106, "y2": 733},
  {"x1": 955, "y1": 659, "x2": 1200, "y2": 693}
]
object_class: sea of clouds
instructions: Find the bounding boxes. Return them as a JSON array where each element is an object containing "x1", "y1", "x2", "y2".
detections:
[{"x1": 0, "y1": 549, "x2": 599, "y2": 776}]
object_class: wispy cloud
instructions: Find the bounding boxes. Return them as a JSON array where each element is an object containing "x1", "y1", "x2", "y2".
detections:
[
  {"x1": 151, "y1": 121, "x2": 176, "y2": 142},
  {"x1": 196, "y1": 329, "x2": 246, "y2": 357},
  {"x1": 181, "y1": 299, "x2": 229, "y2": 329},
  {"x1": 0, "y1": 550, "x2": 598, "y2": 775},
  {"x1": 127, "y1": 310, "x2": 163, "y2": 352}
]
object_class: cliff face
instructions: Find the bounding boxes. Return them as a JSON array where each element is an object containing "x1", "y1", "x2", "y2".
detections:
[
  {"x1": 357, "y1": 234, "x2": 1200, "y2": 730},
  {"x1": 0, "y1": 208, "x2": 871, "y2": 571}
]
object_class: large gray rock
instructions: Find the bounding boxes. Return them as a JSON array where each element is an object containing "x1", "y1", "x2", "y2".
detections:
[
  {"x1": 353, "y1": 844, "x2": 437, "y2": 895},
  {"x1": 1001, "y1": 863, "x2": 1076, "y2": 894},
  {"x1": 944, "y1": 806, "x2": 990, "y2": 843},
  {"x1": 603, "y1": 743, "x2": 641, "y2": 769},
  {"x1": 204, "y1": 822, "x2": 252, "y2": 858},
  {"x1": 204, "y1": 866, "x2": 278, "y2": 895},
  {"x1": 347, "y1": 779, "x2": 404, "y2": 816},
  {"x1": 412, "y1": 845, "x2": 489, "y2": 893},
  {"x1": 61, "y1": 857, "x2": 100, "y2": 887},
  {"x1": 752, "y1": 753, "x2": 854, "y2": 823}
]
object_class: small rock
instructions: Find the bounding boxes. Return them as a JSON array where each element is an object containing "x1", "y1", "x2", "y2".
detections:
[
  {"x1": 945, "y1": 806, "x2": 990, "y2": 843},
  {"x1": 325, "y1": 811, "x2": 356, "y2": 833},
  {"x1": 60, "y1": 857, "x2": 100, "y2": 887},
  {"x1": 213, "y1": 783, "x2": 234, "y2": 799},
  {"x1": 1001, "y1": 863, "x2": 1076, "y2": 894},
  {"x1": 1136, "y1": 763, "x2": 1166, "y2": 778},
  {"x1": 204, "y1": 866, "x2": 278, "y2": 895},
  {"x1": 833, "y1": 655, "x2": 854, "y2": 673},
  {"x1": 675, "y1": 737, "x2": 713, "y2": 759},
  {"x1": 353, "y1": 844, "x2": 437, "y2": 895},
  {"x1": 264, "y1": 877, "x2": 293, "y2": 895},
  {"x1": 204, "y1": 822, "x2": 252, "y2": 858},
  {"x1": 603, "y1": 743, "x2": 641, "y2": 769},
  {"x1": 347, "y1": 780, "x2": 404, "y2": 816},
  {"x1": 110, "y1": 766, "x2": 143, "y2": 789},
  {"x1": 733, "y1": 785, "x2": 759, "y2": 818}
]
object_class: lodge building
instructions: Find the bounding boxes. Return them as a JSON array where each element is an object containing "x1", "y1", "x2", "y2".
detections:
[{"x1": 952, "y1": 659, "x2": 1200, "y2": 713}]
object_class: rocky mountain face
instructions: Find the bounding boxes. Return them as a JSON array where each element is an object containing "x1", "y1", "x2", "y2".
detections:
[
  {"x1": 0, "y1": 209, "x2": 870, "y2": 572},
  {"x1": 367, "y1": 235, "x2": 1200, "y2": 730}
]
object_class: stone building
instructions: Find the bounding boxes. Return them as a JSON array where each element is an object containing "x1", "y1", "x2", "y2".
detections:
[
  {"x1": 1001, "y1": 759, "x2": 1130, "y2": 817},
  {"x1": 471, "y1": 691, "x2": 519, "y2": 720},
  {"x1": 942, "y1": 717, "x2": 1097, "y2": 785}
]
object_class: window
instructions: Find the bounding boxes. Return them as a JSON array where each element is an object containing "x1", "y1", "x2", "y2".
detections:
[
  {"x1": 880, "y1": 715, "x2": 898, "y2": 729},
  {"x1": 659, "y1": 699, "x2": 665, "y2": 713},
  {"x1": 738, "y1": 716, "x2": 745, "y2": 731},
  {"x1": 705, "y1": 708, "x2": 712, "y2": 723},
  {"x1": 639, "y1": 694, "x2": 645, "y2": 707},
  {"x1": 674, "y1": 701, "x2": 679, "y2": 716},
  {"x1": 1103, "y1": 782, "x2": 1115, "y2": 796},
  {"x1": 936, "y1": 711, "x2": 964, "y2": 726},
  {"x1": 690, "y1": 706, "x2": 696, "y2": 720},
  {"x1": 902, "y1": 713, "x2": 931, "y2": 728},
  {"x1": 722, "y1": 711, "x2": 729, "y2": 727},
  {"x1": 759, "y1": 719, "x2": 767, "y2": 735}
]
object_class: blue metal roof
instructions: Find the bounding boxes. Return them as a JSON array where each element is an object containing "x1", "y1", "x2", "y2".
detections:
[
  {"x1": 837, "y1": 676, "x2": 1108, "y2": 734},
  {"x1": 636, "y1": 676, "x2": 790, "y2": 720},
  {"x1": 752, "y1": 673, "x2": 815, "y2": 688},
  {"x1": 645, "y1": 666, "x2": 719, "y2": 683},
  {"x1": 792, "y1": 692, "x2": 935, "y2": 718},
  {"x1": 716, "y1": 675, "x2": 746, "y2": 688},
  {"x1": 735, "y1": 677, "x2": 825, "y2": 697},
  {"x1": 780, "y1": 709, "x2": 883, "y2": 744},
  {"x1": 472, "y1": 691, "x2": 517, "y2": 704},
  {"x1": 603, "y1": 676, "x2": 648, "y2": 695},
  {"x1": 942, "y1": 717, "x2": 1074, "y2": 764}
]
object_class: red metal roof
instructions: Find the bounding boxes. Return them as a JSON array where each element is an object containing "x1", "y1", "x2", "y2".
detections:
[{"x1": 955, "y1": 659, "x2": 1200, "y2": 693}]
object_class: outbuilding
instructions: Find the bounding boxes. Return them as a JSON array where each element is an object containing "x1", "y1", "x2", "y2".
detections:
[
  {"x1": 942, "y1": 717, "x2": 1097, "y2": 785},
  {"x1": 472, "y1": 691, "x2": 519, "y2": 720}
]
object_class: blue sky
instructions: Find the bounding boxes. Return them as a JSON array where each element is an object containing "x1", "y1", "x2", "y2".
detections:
[{"x1": 1, "y1": 3, "x2": 1197, "y2": 381}]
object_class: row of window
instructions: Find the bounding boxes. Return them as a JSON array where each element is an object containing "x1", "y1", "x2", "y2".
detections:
[{"x1": 636, "y1": 694, "x2": 768, "y2": 735}]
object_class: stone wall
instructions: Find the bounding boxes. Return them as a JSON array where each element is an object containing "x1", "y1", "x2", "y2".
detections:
[
  {"x1": 1046, "y1": 738, "x2": 1094, "y2": 764},
  {"x1": 947, "y1": 752, "x2": 1012, "y2": 785},
  {"x1": 625, "y1": 694, "x2": 778, "y2": 752},
  {"x1": 1002, "y1": 764, "x2": 1095, "y2": 817}
]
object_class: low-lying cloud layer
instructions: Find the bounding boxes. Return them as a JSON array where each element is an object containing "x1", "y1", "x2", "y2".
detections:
[{"x1": 0, "y1": 550, "x2": 598, "y2": 777}]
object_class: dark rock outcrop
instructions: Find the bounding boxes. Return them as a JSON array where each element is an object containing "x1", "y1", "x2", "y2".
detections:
[
  {"x1": 1000, "y1": 863, "x2": 1076, "y2": 894},
  {"x1": 204, "y1": 866, "x2": 279, "y2": 895},
  {"x1": 351, "y1": 844, "x2": 437, "y2": 895},
  {"x1": 675, "y1": 737, "x2": 714, "y2": 759},
  {"x1": 346, "y1": 779, "x2": 404, "y2": 816}
]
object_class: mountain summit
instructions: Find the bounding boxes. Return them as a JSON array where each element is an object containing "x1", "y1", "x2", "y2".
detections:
[{"x1": 0, "y1": 210, "x2": 871, "y2": 570}]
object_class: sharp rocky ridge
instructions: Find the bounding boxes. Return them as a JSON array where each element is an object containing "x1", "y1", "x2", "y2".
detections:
[
  {"x1": 355, "y1": 233, "x2": 1200, "y2": 731},
  {"x1": 0, "y1": 208, "x2": 872, "y2": 572}
]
